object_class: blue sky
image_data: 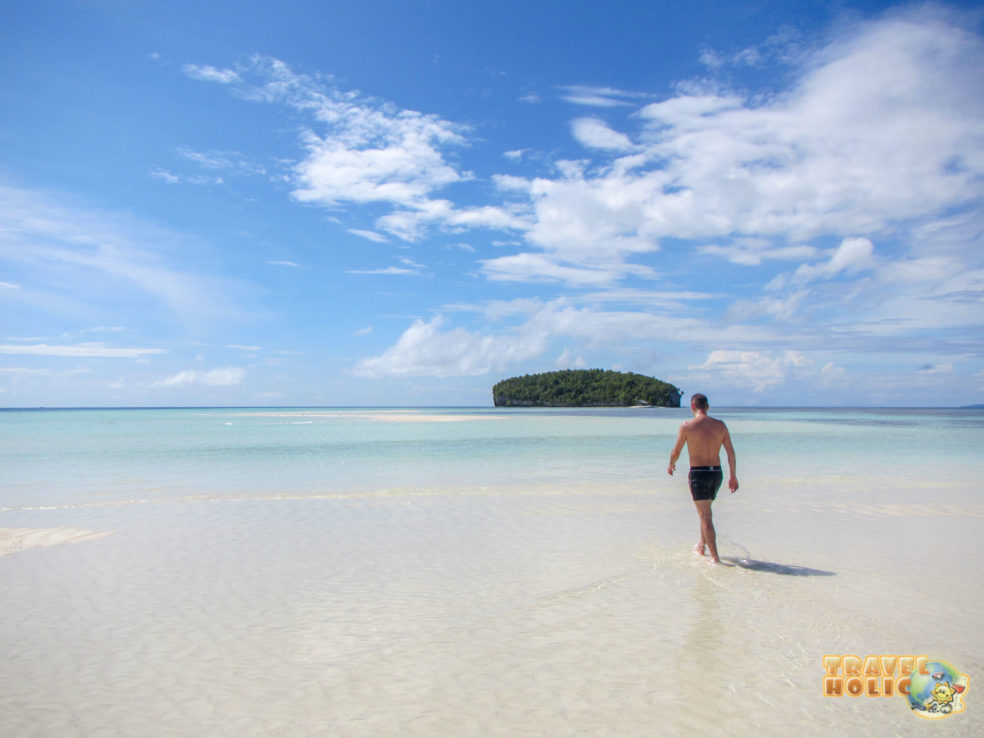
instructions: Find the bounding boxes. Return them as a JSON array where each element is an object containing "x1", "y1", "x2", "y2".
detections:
[{"x1": 2, "y1": 0, "x2": 983, "y2": 407}]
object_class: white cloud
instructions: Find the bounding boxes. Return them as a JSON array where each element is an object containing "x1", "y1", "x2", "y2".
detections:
[
  {"x1": 355, "y1": 299, "x2": 724, "y2": 379},
  {"x1": 689, "y1": 350, "x2": 812, "y2": 392},
  {"x1": 187, "y1": 56, "x2": 476, "y2": 240},
  {"x1": 81, "y1": 326, "x2": 126, "y2": 334},
  {"x1": 793, "y1": 237, "x2": 874, "y2": 284},
  {"x1": 493, "y1": 10, "x2": 984, "y2": 284},
  {"x1": 268, "y1": 260, "x2": 301, "y2": 268},
  {"x1": 348, "y1": 229, "x2": 389, "y2": 243},
  {"x1": 346, "y1": 258, "x2": 425, "y2": 276},
  {"x1": 481, "y1": 253, "x2": 630, "y2": 286},
  {"x1": 376, "y1": 199, "x2": 527, "y2": 242},
  {"x1": 827, "y1": 237, "x2": 875, "y2": 274},
  {"x1": 183, "y1": 64, "x2": 241, "y2": 84},
  {"x1": 150, "y1": 169, "x2": 180, "y2": 184},
  {"x1": 559, "y1": 85, "x2": 649, "y2": 108},
  {"x1": 571, "y1": 118, "x2": 635, "y2": 151},
  {"x1": 0, "y1": 184, "x2": 251, "y2": 322},
  {"x1": 0, "y1": 343, "x2": 166, "y2": 358},
  {"x1": 0, "y1": 367, "x2": 54, "y2": 375},
  {"x1": 156, "y1": 367, "x2": 245, "y2": 387},
  {"x1": 698, "y1": 241, "x2": 818, "y2": 266},
  {"x1": 177, "y1": 147, "x2": 266, "y2": 176},
  {"x1": 354, "y1": 315, "x2": 548, "y2": 378},
  {"x1": 725, "y1": 291, "x2": 809, "y2": 323}
]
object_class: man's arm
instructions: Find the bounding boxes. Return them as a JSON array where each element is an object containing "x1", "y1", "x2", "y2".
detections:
[
  {"x1": 668, "y1": 424, "x2": 687, "y2": 476},
  {"x1": 722, "y1": 424, "x2": 738, "y2": 493}
]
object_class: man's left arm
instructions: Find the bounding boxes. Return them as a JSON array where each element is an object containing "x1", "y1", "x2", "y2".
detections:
[{"x1": 722, "y1": 424, "x2": 738, "y2": 492}]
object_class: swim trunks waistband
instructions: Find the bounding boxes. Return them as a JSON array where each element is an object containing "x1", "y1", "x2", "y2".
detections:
[{"x1": 689, "y1": 465, "x2": 722, "y2": 472}]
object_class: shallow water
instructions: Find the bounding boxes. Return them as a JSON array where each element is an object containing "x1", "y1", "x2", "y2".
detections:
[{"x1": 1, "y1": 407, "x2": 982, "y2": 735}]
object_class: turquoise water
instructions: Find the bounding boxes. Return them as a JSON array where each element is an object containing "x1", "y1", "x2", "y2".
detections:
[{"x1": 2, "y1": 406, "x2": 983, "y2": 509}]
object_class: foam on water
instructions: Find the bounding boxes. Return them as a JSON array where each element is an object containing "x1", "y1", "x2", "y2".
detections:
[{"x1": 1, "y1": 407, "x2": 983, "y2": 735}]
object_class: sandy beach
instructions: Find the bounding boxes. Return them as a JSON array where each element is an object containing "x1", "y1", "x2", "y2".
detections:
[
  {"x1": 2, "y1": 481, "x2": 982, "y2": 735},
  {"x1": 1, "y1": 408, "x2": 981, "y2": 735}
]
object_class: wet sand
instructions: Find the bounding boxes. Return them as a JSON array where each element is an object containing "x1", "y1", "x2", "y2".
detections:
[{"x1": 2, "y1": 473, "x2": 981, "y2": 736}]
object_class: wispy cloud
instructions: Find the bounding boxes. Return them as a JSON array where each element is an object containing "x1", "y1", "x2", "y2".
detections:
[
  {"x1": 346, "y1": 258, "x2": 426, "y2": 276},
  {"x1": 155, "y1": 367, "x2": 245, "y2": 387},
  {"x1": 558, "y1": 85, "x2": 650, "y2": 108},
  {"x1": 0, "y1": 343, "x2": 166, "y2": 358},
  {"x1": 182, "y1": 64, "x2": 241, "y2": 84},
  {"x1": 184, "y1": 56, "x2": 529, "y2": 243},
  {"x1": 0, "y1": 184, "x2": 252, "y2": 323},
  {"x1": 348, "y1": 229, "x2": 389, "y2": 243}
]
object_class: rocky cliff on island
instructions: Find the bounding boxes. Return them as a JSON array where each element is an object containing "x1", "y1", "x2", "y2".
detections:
[{"x1": 492, "y1": 370, "x2": 681, "y2": 408}]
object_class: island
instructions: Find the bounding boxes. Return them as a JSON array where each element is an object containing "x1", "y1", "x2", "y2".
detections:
[{"x1": 492, "y1": 369, "x2": 681, "y2": 408}]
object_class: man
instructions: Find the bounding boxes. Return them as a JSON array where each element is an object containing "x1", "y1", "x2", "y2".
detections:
[{"x1": 667, "y1": 393, "x2": 738, "y2": 564}]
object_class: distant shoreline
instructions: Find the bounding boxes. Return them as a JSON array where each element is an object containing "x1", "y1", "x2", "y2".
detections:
[{"x1": 0, "y1": 405, "x2": 977, "y2": 412}]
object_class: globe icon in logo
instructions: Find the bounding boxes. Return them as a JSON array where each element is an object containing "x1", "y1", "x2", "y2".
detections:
[{"x1": 907, "y1": 660, "x2": 968, "y2": 717}]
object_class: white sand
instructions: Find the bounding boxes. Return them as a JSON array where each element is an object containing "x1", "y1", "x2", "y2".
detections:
[
  {"x1": 0, "y1": 527, "x2": 112, "y2": 557},
  {"x1": 1, "y1": 480, "x2": 981, "y2": 736}
]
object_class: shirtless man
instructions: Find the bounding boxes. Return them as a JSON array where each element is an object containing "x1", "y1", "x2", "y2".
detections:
[{"x1": 667, "y1": 393, "x2": 738, "y2": 564}]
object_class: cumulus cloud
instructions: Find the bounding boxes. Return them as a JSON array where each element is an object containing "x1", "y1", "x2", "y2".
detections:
[
  {"x1": 354, "y1": 299, "x2": 720, "y2": 379},
  {"x1": 494, "y1": 10, "x2": 984, "y2": 284},
  {"x1": 792, "y1": 237, "x2": 875, "y2": 284},
  {"x1": 689, "y1": 350, "x2": 813, "y2": 392},
  {"x1": 186, "y1": 56, "x2": 487, "y2": 241},
  {"x1": 354, "y1": 315, "x2": 548, "y2": 378},
  {"x1": 156, "y1": 367, "x2": 245, "y2": 387}
]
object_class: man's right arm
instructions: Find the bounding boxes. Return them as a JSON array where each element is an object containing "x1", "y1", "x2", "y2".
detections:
[{"x1": 668, "y1": 424, "x2": 687, "y2": 476}]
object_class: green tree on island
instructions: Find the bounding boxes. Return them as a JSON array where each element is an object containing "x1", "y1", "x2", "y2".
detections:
[{"x1": 492, "y1": 370, "x2": 681, "y2": 407}]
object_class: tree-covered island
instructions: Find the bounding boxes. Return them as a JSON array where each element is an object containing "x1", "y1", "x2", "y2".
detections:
[{"x1": 492, "y1": 370, "x2": 681, "y2": 408}]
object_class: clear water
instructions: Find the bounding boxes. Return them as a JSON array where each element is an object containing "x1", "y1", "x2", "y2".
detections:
[
  {"x1": 2, "y1": 407, "x2": 982, "y2": 736},
  {"x1": 4, "y1": 406, "x2": 983, "y2": 508}
]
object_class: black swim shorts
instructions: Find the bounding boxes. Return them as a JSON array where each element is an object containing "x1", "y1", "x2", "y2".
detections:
[{"x1": 689, "y1": 466, "x2": 723, "y2": 501}]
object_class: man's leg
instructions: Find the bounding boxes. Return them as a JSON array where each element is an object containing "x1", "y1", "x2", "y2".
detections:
[{"x1": 693, "y1": 499, "x2": 719, "y2": 563}]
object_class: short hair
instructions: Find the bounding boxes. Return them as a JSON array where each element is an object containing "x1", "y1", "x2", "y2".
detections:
[{"x1": 691, "y1": 393, "x2": 709, "y2": 410}]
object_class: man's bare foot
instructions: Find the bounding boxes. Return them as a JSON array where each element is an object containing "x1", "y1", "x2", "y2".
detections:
[{"x1": 693, "y1": 542, "x2": 706, "y2": 556}]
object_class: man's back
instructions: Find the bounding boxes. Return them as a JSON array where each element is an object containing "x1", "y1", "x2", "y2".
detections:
[{"x1": 681, "y1": 414, "x2": 729, "y2": 466}]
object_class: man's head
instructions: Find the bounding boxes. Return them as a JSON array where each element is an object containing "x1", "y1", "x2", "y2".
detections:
[{"x1": 691, "y1": 393, "x2": 709, "y2": 412}]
